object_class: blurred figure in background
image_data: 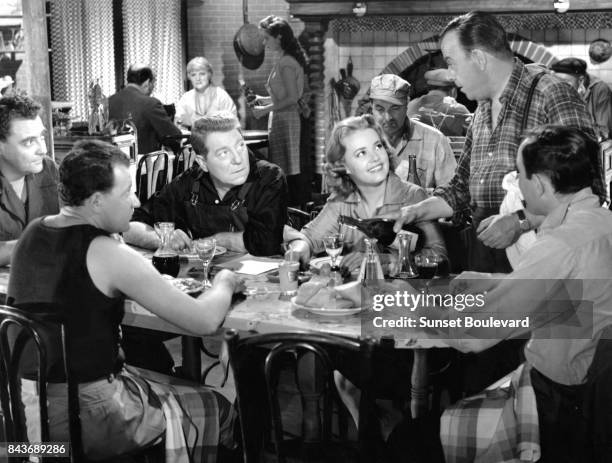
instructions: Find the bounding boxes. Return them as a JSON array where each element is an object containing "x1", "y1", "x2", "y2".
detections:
[
  {"x1": 175, "y1": 56, "x2": 236, "y2": 129},
  {"x1": 407, "y1": 68, "x2": 471, "y2": 137},
  {"x1": 108, "y1": 64, "x2": 182, "y2": 154},
  {"x1": 550, "y1": 57, "x2": 612, "y2": 141},
  {"x1": 252, "y1": 15, "x2": 309, "y2": 207}
]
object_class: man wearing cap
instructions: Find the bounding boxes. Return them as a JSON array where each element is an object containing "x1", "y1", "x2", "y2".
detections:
[
  {"x1": 551, "y1": 57, "x2": 612, "y2": 141},
  {"x1": 407, "y1": 68, "x2": 471, "y2": 137},
  {"x1": 108, "y1": 64, "x2": 182, "y2": 154},
  {"x1": 370, "y1": 73, "x2": 456, "y2": 190}
]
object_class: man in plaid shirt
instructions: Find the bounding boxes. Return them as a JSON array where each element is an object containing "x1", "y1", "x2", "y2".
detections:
[{"x1": 395, "y1": 11, "x2": 605, "y2": 274}]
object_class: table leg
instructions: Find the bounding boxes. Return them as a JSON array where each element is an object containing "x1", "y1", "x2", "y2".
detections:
[
  {"x1": 181, "y1": 336, "x2": 202, "y2": 381},
  {"x1": 411, "y1": 348, "x2": 429, "y2": 418}
]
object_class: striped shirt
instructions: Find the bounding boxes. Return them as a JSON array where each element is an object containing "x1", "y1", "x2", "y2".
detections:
[{"x1": 434, "y1": 59, "x2": 604, "y2": 224}]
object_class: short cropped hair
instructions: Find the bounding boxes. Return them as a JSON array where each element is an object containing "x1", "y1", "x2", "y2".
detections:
[
  {"x1": 325, "y1": 114, "x2": 396, "y2": 198},
  {"x1": 59, "y1": 140, "x2": 129, "y2": 206},
  {"x1": 126, "y1": 64, "x2": 154, "y2": 85},
  {"x1": 0, "y1": 94, "x2": 41, "y2": 141},
  {"x1": 190, "y1": 113, "x2": 240, "y2": 158},
  {"x1": 521, "y1": 126, "x2": 598, "y2": 195},
  {"x1": 186, "y1": 57, "x2": 213, "y2": 76},
  {"x1": 441, "y1": 11, "x2": 513, "y2": 60}
]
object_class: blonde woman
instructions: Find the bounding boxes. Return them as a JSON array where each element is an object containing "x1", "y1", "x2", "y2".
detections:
[{"x1": 175, "y1": 57, "x2": 236, "y2": 129}]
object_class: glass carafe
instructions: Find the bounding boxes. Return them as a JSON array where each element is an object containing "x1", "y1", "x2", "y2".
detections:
[
  {"x1": 152, "y1": 222, "x2": 180, "y2": 277},
  {"x1": 395, "y1": 232, "x2": 419, "y2": 279},
  {"x1": 359, "y1": 238, "x2": 385, "y2": 286}
]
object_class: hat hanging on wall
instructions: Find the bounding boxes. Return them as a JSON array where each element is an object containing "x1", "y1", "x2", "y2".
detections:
[
  {"x1": 233, "y1": 0, "x2": 265, "y2": 70},
  {"x1": 589, "y1": 39, "x2": 612, "y2": 65}
]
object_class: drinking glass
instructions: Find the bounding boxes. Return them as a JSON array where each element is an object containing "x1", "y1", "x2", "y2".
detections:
[
  {"x1": 154, "y1": 221, "x2": 174, "y2": 239},
  {"x1": 193, "y1": 238, "x2": 217, "y2": 288},
  {"x1": 414, "y1": 250, "x2": 440, "y2": 280},
  {"x1": 322, "y1": 233, "x2": 344, "y2": 269}
]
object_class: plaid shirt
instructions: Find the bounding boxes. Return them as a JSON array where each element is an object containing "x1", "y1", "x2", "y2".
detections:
[
  {"x1": 440, "y1": 363, "x2": 540, "y2": 463},
  {"x1": 434, "y1": 59, "x2": 604, "y2": 224}
]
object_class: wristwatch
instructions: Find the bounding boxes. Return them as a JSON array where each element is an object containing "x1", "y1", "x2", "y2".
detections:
[{"x1": 514, "y1": 209, "x2": 531, "y2": 232}]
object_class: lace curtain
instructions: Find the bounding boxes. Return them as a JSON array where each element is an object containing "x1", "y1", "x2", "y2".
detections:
[
  {"x1": 122, "y1": 0, "x2": 183, "y2": 104},
  {"x1": 50, "y1": 0, "x2": 115, "y2": 121},
  {"x1": 50, "y1": 0, "x2": 183, "y2": 120}
]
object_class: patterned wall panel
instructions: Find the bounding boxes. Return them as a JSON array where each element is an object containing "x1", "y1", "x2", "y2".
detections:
[
  {"x1": 50, "y1": 0, "x2": 114, "y2": 121},
  {"x1": 122, "y1": 0, "x2": 183, "y2": 104},
  {"x1": 331, "y1": 12, "x2": 612, "y2": 34}
]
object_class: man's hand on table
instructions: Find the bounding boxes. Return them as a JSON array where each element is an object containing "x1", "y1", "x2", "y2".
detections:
[
  {"x1": 169, "y1": 229, "x2": 192, "y2": 252},
  {"x1": 476, "y1": 213, "x2": 523, "y2": 249},
  {"x1": 212, "y1": 269, "x2": 245, "y2": 294}
]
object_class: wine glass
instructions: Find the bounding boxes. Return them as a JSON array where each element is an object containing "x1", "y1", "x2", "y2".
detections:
[
  {"x1": 414, "y1": 251, "x2": 439, "y2": 280},
  {"x1": 322, "y1": 233, "x2": 344, "y2": 269},
  {"x1": 193, "y1": 238, "x2": 217, "y2": 288}
]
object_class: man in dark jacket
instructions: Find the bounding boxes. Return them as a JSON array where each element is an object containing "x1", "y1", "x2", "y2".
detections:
[
  {"x1": 122, "y1": 114, "x2": 287, "y2": 375},
  {"x1": 108, "y1": 64, "x2": 182, "y2": 154},
  {"x1": 0, "y1": 94, "x2": 59, "y2": 266},
  {"x1": 125, "y1": 113, "x2": 287, "y2": 256}
]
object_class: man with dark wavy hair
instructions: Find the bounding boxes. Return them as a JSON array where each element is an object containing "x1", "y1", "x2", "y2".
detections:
[{"x1": 0, "y1": 94, "x2": 58, "y2": 266}]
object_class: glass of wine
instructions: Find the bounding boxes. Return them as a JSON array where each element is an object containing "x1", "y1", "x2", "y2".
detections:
[
  {"x1": 322, "y1": 233, "x2": 344, "y2": 269},
  {"x1": 193, "y1": 238, "x2": 217, "y2": 288},
  {"x1": 414, "y1": 250, "x2": 440, "y2": 280}
]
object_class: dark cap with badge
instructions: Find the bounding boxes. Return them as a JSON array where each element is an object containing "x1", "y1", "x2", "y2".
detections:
[{"x1": 370, "y1": 74, "x2": 411, "y2": 105}]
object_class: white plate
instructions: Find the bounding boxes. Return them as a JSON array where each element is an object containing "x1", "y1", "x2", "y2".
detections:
[
  {"x1": 163, "y1": 275, "x2": 205, "y2": 294},
  {"x1": 309, "y1": 256, "x2": 332, "y2": 270},
  {"x1": 290, "y1": 296, "x2": 362, "y2": 317}
]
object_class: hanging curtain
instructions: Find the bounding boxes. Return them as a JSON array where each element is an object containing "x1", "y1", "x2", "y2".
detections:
[
  {"x1": 122, "y1": 0, "x2": 183, "y2": 105},
  {"x1": 50, "y1": 0, "x2": 115, "y2": 121}
]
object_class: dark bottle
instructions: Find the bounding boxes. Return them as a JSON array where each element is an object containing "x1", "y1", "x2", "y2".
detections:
[
  {"x1": 339, "y1": 216, "x2": 397, "y2": 247},
  {"x1": 152, "y1": 254, "x2": 180, "y2": 277},
  {"x1": 406, "y1": 154, "x2": 421, "y2": 187}
]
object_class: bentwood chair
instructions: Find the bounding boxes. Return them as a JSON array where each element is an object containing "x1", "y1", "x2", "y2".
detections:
[
  {"x1": 135, "y1": 150, "x2": 172, "y2": 202},
  {"x1": 225, "y1": 330, "x2": 380, "y2": 463},
  {"x1": 172, "y1": 143, "x2": 197, "y2": 176},
  {"x1": 0, "y1": 305, "x2": 163, "y2": 463}
]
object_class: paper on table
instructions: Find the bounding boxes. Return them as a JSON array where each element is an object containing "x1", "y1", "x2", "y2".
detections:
[{"x1": 231, "y1": 260, "x2": 280, "y2": 275}]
